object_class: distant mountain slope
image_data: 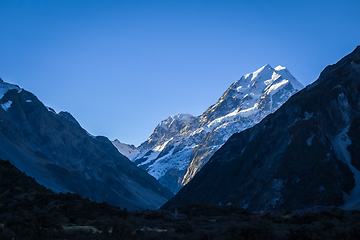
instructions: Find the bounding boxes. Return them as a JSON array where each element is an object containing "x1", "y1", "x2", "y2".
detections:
[
  {"x1": 112, "y1": 139, "x2": 140, "y2": 160},
  {"x1": 0, "y1": 78, "x2": 173, "y2": 210},
  {"x1": 163, "y1": 46, "x2": 360, "y2": 211},
  {"x1": 132, "y1": 65, "x2": 303, "y2": 193}
]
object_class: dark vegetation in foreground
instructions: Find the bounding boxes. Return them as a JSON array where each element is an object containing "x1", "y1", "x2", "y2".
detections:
[{"x1": 2, "y1": 158, "x2": 360, "y2": 240}]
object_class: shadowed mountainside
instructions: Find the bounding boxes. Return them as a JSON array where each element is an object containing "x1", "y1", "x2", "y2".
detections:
[
  {"x1": 0, "y1": 80, "x2": 173, "y2": 210},
  {"x1": 163, "y1": 46, "x2": 360, "y2": 212}
]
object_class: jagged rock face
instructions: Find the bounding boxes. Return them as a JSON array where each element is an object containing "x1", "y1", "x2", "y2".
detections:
[
  {"x1": 0, "y1": 81, "x2": 173, "y2": 211},
  {"x1": 137, "y1": 114, "x2": 196, "y2": 152},
  {"x1": 162, "y1": 46, "x2": 360, "y2": 211},
  {"x1": 132, "y1": 65, "x2": 303, "y2": 193}
]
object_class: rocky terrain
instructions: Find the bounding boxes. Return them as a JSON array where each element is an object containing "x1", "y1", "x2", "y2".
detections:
[{"x1": 163, "y1": 46, "x2": 360, "y2": 212}]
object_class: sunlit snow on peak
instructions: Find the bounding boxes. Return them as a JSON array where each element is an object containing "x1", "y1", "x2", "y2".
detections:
[
  {"x1": 207, "y1": 64, "x2": 303, "y2": 132},
  {"x1": 274, "y1": 65, "x2": 286, "y2": 71},
  {"x1": 243, "y1": 64, "x2": 275, "y2": 82},
  {"x1": 158, "y1": 114, "x2": 194, "y2": 130}
]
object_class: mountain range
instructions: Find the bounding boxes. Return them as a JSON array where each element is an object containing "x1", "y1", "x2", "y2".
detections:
[
  {"x1": 163, "y1": 46, "x2": 360, "y2": 211},
  {"x1": 2, "y1": 46, "x2": 360, "y2": 214},
  {"x1": 124, "y1": 64, "x2": 303, "y2": 193},
  {"x1": 0, "y1": 79, "x2": 173, "y2": 210}
]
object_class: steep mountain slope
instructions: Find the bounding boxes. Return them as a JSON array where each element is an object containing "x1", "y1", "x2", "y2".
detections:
[
  {"x1": 163, "y1": 46, "x2": 360, "y2": 211},
  {"x1": 0, "y1": 78, "x2": 173, "y2": 210},
  {"x1": 132, "y1": 65, "x2": 303, "y2": 193}
]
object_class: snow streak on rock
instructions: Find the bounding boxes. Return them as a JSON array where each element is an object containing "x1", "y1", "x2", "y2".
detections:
[{"x1": 333, "y1": 126, "x2": 360, "y2": 210}]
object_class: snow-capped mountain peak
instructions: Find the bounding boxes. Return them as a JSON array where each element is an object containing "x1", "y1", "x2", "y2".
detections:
[
  {"x1": 129, "y1": 65, "x2": 303, "y2": 193},
  {"x1": 274, "y1": 65, "x2": 303, "y2": 90},
  {"x1": 205, "y1": 65, "x2": 303, "y2": 130},
  {"x1": 243, "y1": 64, "x2": 274, "y2": 82},
  {"x1": 236, "y1": 64, "x2": 302, "y2": 95},
  {"x1": 162, "y1": 46, "x2": 360, "y2": 212}
]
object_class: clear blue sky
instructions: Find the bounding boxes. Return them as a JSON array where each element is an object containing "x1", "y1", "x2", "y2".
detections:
[{"x1": 1, "y1": 0, "x2": 359, "y2": 146}]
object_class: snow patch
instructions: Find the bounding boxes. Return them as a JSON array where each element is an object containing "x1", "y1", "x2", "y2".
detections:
[
  {"x1": 112, "y1": 139, "x2": 140, "y2": 160},
  {"x1": 267, "y1": 80, "x2": 289, "y2": 95},
  {"x1": 147, "y1": 147, "x2": 194, "y2": 179},
  {"x1": 1, "y1": 100, "x2": 12, "y2": 111},
  {"x1": 248, "y1": 64, "x2": 274, "y2": 82},
  {"x1": 238, "y1": 105, "x2": 259, "y2": 117},
  {"x1": 207, "y1": 104, "x2": 260, "y2": 129},
  {"x1": 26, "y1": 100, "x2": 32, "y2": 103},
  {"x1": 274, "y1": 65, "x2": 286, "y2": 71},
  {"x1": 137, "y1": 151, "x2": 161, "y2": 167},
  {"x1": 154, "y1": 138, "x2": 172, "y2": 152},
  {"x1": 332, "y1": 125, "x2": 360, "y2": 209},
  {"x1": 274, "y1": 65, "x2": 303, "y2": 90},
  {"x1": 207, "y1": 109, "x2": 239, "y2": 129},
  {"x1": 190, "y1": 126, "x2": 211, "y2": 136}
]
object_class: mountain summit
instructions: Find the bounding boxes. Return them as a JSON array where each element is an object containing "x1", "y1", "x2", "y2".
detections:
[
  {"x1": 130, "y1": 64, "x2": 303, "y2": 193},
  {"x1": 163, "y1": 46, "x2": 360, "y2": 211}
]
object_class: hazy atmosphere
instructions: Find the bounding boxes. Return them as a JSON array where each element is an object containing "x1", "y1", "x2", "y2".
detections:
[{"x1": 1, "y1": 0, "x2": 359, "y2": 146}]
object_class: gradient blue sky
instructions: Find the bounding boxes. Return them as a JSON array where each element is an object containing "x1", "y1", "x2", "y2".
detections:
[{"x1": 1, "y1": 0, "x2": 359, "y2": 146}]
